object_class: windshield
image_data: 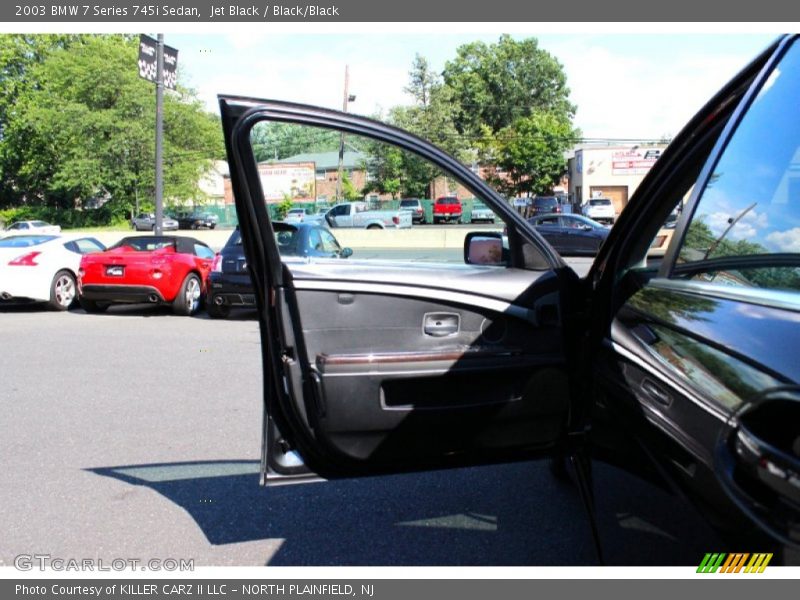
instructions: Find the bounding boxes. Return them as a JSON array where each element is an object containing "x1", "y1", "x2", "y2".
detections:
[{"x1": 589, "y1": 199, "x2": 611, "y2": 206}]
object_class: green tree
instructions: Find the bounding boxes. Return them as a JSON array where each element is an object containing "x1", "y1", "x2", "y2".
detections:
[
  {"x1": 484, "y1": 112, "x2": 579, "y2": 197},
  {"x1": 442, "y1": 34, "x2": 576, "y2": 136},
  {"x1": 0, "y1": 34, "x2": 223, "y2": 221},
  {"x1": 250, "y1": 122, "x2": 344, "y2": 162}
]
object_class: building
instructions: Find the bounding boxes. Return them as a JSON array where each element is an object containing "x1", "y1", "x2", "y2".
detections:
[
  {"x1": 567, "y1": 144, "x2": 668, "y2": 216},
  {"x1": 198, "y1": 160, "x2": 229, "y2": 206}
]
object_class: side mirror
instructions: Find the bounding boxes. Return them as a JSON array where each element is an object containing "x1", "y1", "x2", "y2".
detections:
[
  {"x1": 464, "y1": 232, "x2": 508, "y2": 266},
  {"x1": 581, "y1": 224, "x2": 593, "y2": 231},
  {"x1": 339, "y1": 247, "x2": 353, "y2": 259}
]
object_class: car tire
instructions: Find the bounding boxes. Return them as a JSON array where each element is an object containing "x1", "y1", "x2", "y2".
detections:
[
  {"x1": 79, "y1": 298, "x2": 109, "y2": 313},
  {"x1": 48, "y1": 270, "x2": 77, "y2": 311},
  {"x1": 366, "y1": 224, "x2": 382, "y2": 230},
  {"x1": 207, "y1": 298, "x2": 231, "y2": 319},
  {"x1": 173, "y1": 273, "x2": 202, "y2": 316},
  {"x1": 210, "y1": 224, "x2": 216, "y2": 230}
]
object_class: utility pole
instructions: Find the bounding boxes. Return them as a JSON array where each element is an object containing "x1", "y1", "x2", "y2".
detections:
[
  {"x1": 154, "y1": 33, "x2": 165, "y2": 236},
  {"x1": 335, "y1": 65, "x2": 356, "y2": 202}
]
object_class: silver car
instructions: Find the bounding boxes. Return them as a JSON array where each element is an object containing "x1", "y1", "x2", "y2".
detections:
[{"x1": 130, "y1": 213, "x2": 179, "y2": 231}]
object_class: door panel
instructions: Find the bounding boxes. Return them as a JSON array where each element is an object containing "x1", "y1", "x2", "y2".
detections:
[{"x1": 271, "y1": 265, "x2": 570, "y2": 475}]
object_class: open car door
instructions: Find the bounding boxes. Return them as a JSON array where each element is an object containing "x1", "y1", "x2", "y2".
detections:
[{"x1": 220, "y1": 98, "x2": 584, "y2": 485}]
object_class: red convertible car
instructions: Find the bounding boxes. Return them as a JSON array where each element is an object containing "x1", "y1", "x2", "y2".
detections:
[{"x1": 77, "y1": 236, "x2": 216, "y2": 315}]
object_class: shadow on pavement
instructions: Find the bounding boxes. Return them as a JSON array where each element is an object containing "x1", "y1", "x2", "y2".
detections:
[{"x1": 88, "y1": 458, "x2": 722, "y2": 566}]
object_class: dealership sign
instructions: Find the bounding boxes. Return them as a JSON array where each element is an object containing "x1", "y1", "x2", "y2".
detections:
[
  {"x1": 138, "y1": 34, "x2": 179, "y2": 90},
  {"x1": 612, "y1": 148, "x2": 662, "y2": 176},
  {"x1": 258, "y1": 162, "x2": 316, "y2": 202}
]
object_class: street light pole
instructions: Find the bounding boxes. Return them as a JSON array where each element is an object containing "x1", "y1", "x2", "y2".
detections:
[
  {"x1": 154, "y1": 33, "x2": 165, "y2": 236},
  {"x1": 335, "y1": 65, "x2": 355, "y2": 202}
]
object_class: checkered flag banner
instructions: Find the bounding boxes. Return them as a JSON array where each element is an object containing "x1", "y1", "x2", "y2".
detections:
[{"x1": 138, "y1": 34, "x2": 179, "y2": 90}]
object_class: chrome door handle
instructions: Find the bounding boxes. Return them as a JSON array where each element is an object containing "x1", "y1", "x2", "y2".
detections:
[{"x1": 423, "y1": 313, "x2": 460, "y2": 337}]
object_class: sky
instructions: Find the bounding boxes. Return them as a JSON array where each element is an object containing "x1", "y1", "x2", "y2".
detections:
[{"x1": 169, "y1": 32, "x2": 777, "y2": 141}]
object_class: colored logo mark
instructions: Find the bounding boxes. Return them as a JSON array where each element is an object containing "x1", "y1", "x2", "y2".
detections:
[{"x1": 697, "y1": 553, "x2": 773, "y2": 573}]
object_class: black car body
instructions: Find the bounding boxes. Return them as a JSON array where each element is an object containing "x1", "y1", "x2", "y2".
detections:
[
  {"x1": 207, "y1": 222, "x2": 352, "y2": 318},
  {"x1": 220, "y1": 36, "x2": 800, "y2": 559},
  {"x1": 174, "y1": 211, "x2": 218, "y2": 230},
  {"x1": 531, "y1": 196, "x2": 562, "y2": 217},
  {"x1": 527, "y1": 214, "x2": 610, "y2": 256}
]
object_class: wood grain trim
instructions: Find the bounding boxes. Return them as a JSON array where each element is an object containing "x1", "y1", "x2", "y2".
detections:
[{"x1": 317, "y1": 347, "x2": 524, "y2": 366}]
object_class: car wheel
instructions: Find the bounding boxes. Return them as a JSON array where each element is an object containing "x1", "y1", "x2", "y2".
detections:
[
  {"x1": 173, "y1": 273, "x2": 202, "y2": 316},
  {"x1": 366, "y1": 224, "x2": 382, "y2": 230},
  {"x1": 207, "y1": 298, "x2": 231, "y2": 319},
  {"x1": 79, "y1": 298, "x2": 109, "y2": 313},
  {"x1": 48, "y1": 270, "x2": 77, "y2": 311}
]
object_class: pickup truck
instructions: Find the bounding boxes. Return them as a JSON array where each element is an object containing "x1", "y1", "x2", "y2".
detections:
[
  {"x1": 312, "y1": 202, "x2": 412, "y2": 229},
  {"x1": 433, "y1": 196, "x2": 463, "y2": 224}
]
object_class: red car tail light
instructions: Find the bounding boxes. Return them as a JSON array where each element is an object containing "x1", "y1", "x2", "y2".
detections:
[
  {"x1": 8, "y1": 251, "x2": 41, "y2": 266},
  {"x1": 392, "y1": 216, "x2": 400, "y2": 225},
  {"x1": 211, "y1": 253, "x2": 222, "y2": 272}
]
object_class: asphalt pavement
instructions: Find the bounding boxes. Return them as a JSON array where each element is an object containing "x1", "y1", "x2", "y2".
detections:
[{"x1": 0, "y1": 305, "x2": 725, "y2": 567}]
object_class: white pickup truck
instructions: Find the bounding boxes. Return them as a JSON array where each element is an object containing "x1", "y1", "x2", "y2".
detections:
[{"x1": 314, "y1": 202, "x2": 413, "y2": 229}]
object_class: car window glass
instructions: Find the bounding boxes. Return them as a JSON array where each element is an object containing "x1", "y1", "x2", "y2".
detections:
[
  {"x1": 248, "y1": 121, "x2": 540, "y2": 266},
  {"x1": 195, "y1": 244, "x2": 215, "y2": 259},
  {"x1": 674, "y1": 42, "x2": 800, "y2": 293},
  {"x1": 69, "y1": 238, "x2": 105, "y2": 254},
  {"x1": 274, "y1": 229, "x2": 299, "y2": 254},
  {"x1": 0, "y1": 235, "x2": 55, "y2": 247},
  {"x1": 307, "y1": 228, "x2": 323, "y2": 251},
  {"x1": 319, "y1": 229, "x2": 341, "y2": 253}
]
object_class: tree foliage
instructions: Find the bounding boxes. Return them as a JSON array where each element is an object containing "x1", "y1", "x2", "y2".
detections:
[
  {"x1": 0, "y1": 34, "x2": 224, "y2": 222},
  {"x1": 442, "y1": 34, "x2": 576, "y2": 136},
  {"x1": 480, "y1": 112, "x2": 579, "y2": 197},
  {"x1": 367, "y1": 37, "x2": 579, "y2": 200}
]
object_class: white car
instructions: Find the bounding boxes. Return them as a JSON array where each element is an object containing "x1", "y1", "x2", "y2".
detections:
[
  {"x1": 0, "y1": 233, "x2": 106, "y2": 310},
  {"x1": 284, "y1": 208, "x2": 313, "y2": 223},
  {"x1": 1, "y1": 220, "x2": 62, "y2": 237},
  {"x1": 582, "y1": 197, "x2": 616, "y2": 224}
]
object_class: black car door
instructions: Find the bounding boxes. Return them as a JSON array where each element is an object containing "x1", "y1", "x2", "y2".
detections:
[
  {"x1": 560, "y1": 216, "x2": 602, "y2": 255},
  {"x1": 221, "y1": 98, "x2": 581, "y2": 484},
  {"x1": 588, "y1": 35, "x2": 800, "y2": 548}
]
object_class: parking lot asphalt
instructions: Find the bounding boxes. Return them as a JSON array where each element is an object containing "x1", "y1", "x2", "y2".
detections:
[{"x1": 0, "y1": 304, "x2": 726, "y2": 567}]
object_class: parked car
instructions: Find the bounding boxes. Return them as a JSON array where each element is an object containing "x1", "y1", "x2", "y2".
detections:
[
  {"x1": 173, "y1": 211, "x2": 218, "y2": 230},
  {"x1": 530, "y1": 196, "x2": 562, "y2": 217},
  {"x1": 207, "y1": 223, "x2": 352, "y2": 318},
  {"x1": 1, "y1": 220, "x2": 61, "y2": 237},
  {"x1": 582, "y1": 197, "x2": 616, "y2": 224},
  {"x1": 130, "y1": 213, "x2": 179, "y2": 231},
  {"x1": 399, "y1": 198, "x2": 426, "y2": 224},
  {"x1": 432, "y1": 196, "x2": 462, "y2": 224},
  {"x1": 527, "y1": 214, "x2": 609, "y2": 256},
  {"x1": 77, "y1": 235, "x2": 215, "y2": 315},
  {"x1": 284, "y1": 207, "x2": 314, "y2": 223},
  {"x1": 0, "y1": 234, "x2": 105, "y2": 310},
  {"x1": 310, "y1": 202, "x2": 412, "y2": 229},
  {"x1": 470, "y1": 201, "x2": 497, "y2": 224},
  {"x1": 220, "y1": 36, "x2": 800, "y2": 556}
]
